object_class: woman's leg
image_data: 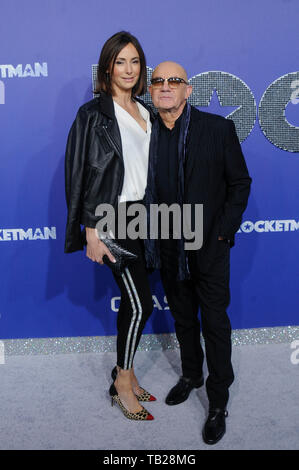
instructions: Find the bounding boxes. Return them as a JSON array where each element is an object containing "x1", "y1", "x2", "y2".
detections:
[
  {"x1": 112, "y1": 234, "x2": 153, "y2": 411},
  {"x1": 115, "y1": 263, "x2": 153, "y2": 371}
]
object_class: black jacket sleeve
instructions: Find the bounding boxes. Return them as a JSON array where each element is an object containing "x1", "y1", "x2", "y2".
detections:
[
  {"x1": 64, "y1": 108, "x2": 90, "y2": 253},
  {"x1": 219, "y1": 119, "x2": 252, "y2": 241}
]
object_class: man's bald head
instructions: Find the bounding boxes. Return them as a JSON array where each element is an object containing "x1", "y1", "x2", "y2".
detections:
[{"x1": 152, "y1": 61, "x2": 188, "y2": 81}]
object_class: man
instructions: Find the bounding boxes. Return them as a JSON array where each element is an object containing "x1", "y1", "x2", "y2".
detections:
[{"x1": 144, "y1": 62, "x2": 251, "y2": 444}]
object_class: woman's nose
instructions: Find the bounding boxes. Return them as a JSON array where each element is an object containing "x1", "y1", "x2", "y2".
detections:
[{"x1": 125, "y1": 63, "x2": 133, "y2": 74}]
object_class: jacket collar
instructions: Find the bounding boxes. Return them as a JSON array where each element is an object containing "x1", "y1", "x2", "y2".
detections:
[{"x1": 99, "y1": 91, "x2": 115, "y2": 120}]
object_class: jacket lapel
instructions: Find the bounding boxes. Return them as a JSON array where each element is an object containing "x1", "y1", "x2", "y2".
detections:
[{"x1": 98, "y1": 92, "x2": 123, "y2": 157}]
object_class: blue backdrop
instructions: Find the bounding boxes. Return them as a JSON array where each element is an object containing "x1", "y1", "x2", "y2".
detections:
[{"x1": 0, "y1": 0, "x2": 298, "y2": 340}]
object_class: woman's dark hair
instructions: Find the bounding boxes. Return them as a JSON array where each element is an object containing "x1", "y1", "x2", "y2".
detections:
[{"x1": 95, "y1": 31, "x2": 147, "y2": 97}]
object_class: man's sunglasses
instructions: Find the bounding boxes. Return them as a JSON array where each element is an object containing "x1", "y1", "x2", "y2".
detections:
[{"x1": 150, "y1": 77, "x2": 188, "y2": 89}]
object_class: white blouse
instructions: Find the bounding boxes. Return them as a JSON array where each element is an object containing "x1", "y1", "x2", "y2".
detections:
[{"x1": 113, "y1": 100, "x2": 151, "y2": 203}]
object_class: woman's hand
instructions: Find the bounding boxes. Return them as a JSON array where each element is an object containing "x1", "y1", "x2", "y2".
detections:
[{"x1": 85, "y1": 227, "x2": 116, "y2": 265}]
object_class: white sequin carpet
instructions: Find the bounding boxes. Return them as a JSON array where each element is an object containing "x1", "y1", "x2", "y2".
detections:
[{"x1": 0, "y1": 339, "x2": 298, "y2": 450}]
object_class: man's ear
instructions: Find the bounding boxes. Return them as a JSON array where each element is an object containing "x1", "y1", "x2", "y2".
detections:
[
  {"x1": 148, "y1": 85, "x2": 153, "y2": 97},
  {"x1": 185, "y1": 85, "x2": 192, "y2": 99}
]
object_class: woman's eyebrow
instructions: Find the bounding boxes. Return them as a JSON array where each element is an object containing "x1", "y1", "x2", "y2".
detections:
[{"x1": 116, "y1": 56, "x2": 139, "y2": 60}]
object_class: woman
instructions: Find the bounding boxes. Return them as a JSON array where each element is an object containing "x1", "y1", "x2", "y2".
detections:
[{"x1": 64, "y1": 32, "x2": 155, "y2": 420}]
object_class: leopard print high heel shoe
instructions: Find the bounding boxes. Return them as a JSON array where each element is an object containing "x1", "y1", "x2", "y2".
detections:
[{"x1": 109, "y1": 383, "x2": 154, "y2": 420}]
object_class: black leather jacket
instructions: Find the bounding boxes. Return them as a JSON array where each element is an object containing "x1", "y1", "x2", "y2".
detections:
[{"x1": 64, "y1": 92, "x2": 154, "y2": 253}]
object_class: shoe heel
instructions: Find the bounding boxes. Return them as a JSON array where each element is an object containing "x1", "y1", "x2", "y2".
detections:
[
  {"x1": 111, "y1": 366, "x2": 118, "y2": 381},
  {"x1": 109, "y1": 383, "x2": 117, "y2": 397},
  {"x1": 109, "y1": 383, "x2": 117, "y2": 408}
]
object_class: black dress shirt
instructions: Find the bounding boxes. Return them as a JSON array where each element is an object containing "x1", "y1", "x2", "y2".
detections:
[{"x1": 156, "y1": 109, "x2": 186, "y2": 273}]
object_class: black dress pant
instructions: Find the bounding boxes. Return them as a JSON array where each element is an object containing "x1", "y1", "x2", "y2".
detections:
[
  {"x1": 112, "y1": 201, "x2": 153, "y2": 370},
  {"x1": 160, "y1": 239, "x2": 234, "y2": 409}
]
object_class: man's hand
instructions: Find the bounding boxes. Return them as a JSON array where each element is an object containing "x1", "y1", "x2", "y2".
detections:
[
  {"x1": 85, "y1": 227, "x2": 116, "y2": 265},
  {"x1": 218, "y1": 236, "x2": 230, "y2": 243}
]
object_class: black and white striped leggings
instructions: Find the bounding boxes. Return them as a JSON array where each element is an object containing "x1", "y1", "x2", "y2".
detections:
[{"x1": 112, "y1": 202, "x2": 153, "y2": 370}]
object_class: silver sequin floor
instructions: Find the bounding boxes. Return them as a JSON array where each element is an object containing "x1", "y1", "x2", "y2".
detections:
[{"x1": 0, "y1": 333, "x2": 298, "y2": 450}]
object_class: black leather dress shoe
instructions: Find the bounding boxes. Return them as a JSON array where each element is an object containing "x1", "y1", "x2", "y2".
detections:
[
  {"x1": 165, "y1": 376, "x2": 204, "y2": 406},
  {"x1": 202, "y1": 408, "x2": 228, "y2": 445}
]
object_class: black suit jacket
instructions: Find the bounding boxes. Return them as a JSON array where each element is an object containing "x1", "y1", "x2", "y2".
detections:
[
  {"x1": 144, "y1": 104, "x2": 252, "y2": 277},
  {"x1": 183, "y1": 107, "x2": 252, "y2": 272}
]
